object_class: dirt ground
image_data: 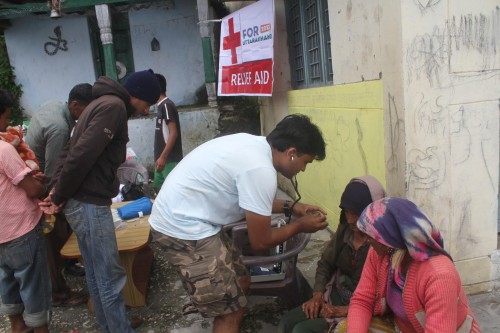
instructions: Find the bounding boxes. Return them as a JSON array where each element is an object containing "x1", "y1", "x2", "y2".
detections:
[
  {"x1": 1, "y1": 227, "x2": 498, "y2": 332},
  {"x1": 0, "y1": 239, "x2": 292, "y2": 333}
]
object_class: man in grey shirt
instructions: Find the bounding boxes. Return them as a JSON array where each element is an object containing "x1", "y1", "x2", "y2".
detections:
[
  {"x1": 25, "y1": 83, "x2": 93, "y2": 307},
  {"x1": 26, "y1": 84, "x2": 92, "y2": 186}
]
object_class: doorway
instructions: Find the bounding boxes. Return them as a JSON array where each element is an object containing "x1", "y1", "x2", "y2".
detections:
[{"x1": 88, "y1": 11, "x2": 135, "y2": 83}]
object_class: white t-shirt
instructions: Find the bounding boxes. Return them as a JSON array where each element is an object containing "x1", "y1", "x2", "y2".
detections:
[{"x1": 149, "y1": 133, "x2": 277, "y2": 240}]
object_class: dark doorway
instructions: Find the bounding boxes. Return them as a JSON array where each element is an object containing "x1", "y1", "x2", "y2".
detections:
[{"x1": 88, "y1": 11, "x2": 135, "y2": 83}]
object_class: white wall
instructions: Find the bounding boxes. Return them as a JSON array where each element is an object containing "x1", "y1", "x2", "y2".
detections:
[
  {"x1": 4, "y1": 1, "x2": 205, "y2": 114},
  {"x1": 127, "y1": 108, "x2": 219, "y2": 170},
  {"x1": 330, "y1": 0, "x2": 407, "y2": 197},
  {"x1": 4, "y1": 16, "x2": 96, "y2": 115},
  {"x1": 3, "y1": 3, "x2": 218, "y2": 175},
  {"x1": 330, "y1": 0, "x2": 383, "y2": 84},
  {"x1": 401, "y1": 1, "x2": 499, "y2": 291},
  {"x1": 258, "y1": 0, "x2": 295, "y2": 194},
  {"x1": 128, "y1": 1, "x2": 205, "y2": 106},
  {"x1": 328, "y1": 0, "x2": 500, "y2": 291}
]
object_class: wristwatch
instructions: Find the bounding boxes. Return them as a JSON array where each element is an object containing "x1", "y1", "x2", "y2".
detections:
[{"x1": 283, "y1": 200, "x2": 292, "y2": 218}]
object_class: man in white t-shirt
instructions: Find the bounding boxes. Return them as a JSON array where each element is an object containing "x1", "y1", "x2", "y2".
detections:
[{"x1": 149, "y1": 114, "x2": 327, "y2": 333}]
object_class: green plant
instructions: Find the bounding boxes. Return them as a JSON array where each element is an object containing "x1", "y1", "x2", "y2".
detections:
[{"x1": 0, "y1": 35, "x2": 24, "y2": 126}]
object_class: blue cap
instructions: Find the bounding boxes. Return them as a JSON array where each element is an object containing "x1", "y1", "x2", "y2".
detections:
[{"x1": 123, "y1": 69, "x2": 161, "y2": 105}]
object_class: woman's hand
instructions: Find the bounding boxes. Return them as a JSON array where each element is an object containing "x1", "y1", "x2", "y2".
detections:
[
  {"x1": 319, "y1": 304, "x2": 349, "y2": 318},
  {"x1": 301, "y1": 292, "x2": 324, "y2": 319}
]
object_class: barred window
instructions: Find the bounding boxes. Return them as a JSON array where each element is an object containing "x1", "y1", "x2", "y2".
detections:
[{"x1": 286, "y1": 0, "x2": 333, "y2": 89}]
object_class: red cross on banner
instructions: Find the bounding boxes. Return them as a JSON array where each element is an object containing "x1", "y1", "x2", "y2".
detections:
[
  {"x1": 218, "y1": 0, "x2": 275, "y2": 96},
  {"x1": 223, "y1": 17, "x2": 241, "y2": 65}
]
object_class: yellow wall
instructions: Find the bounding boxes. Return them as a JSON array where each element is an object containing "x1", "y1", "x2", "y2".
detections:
[{"x1": 288, "y1": 80, "x2": 386, "y2": 229}]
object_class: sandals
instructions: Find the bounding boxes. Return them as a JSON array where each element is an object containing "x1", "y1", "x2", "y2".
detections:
[
  {"x1": 182, "y1": 302, "x2": 199, "y2": 316},
  {"x1": 52, "y1": 291, "x2": 88, "y2": 307},
  {"x1": 130, "y1": 317, "x2": 144, "y2": 329}
]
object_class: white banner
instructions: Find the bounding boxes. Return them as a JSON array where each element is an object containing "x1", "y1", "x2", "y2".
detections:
[{"x1": 217, "y1": 0, "x2": 274, "y2": 96}]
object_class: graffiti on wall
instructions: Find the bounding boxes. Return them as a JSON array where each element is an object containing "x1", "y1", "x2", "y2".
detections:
[
  {"x1": 44, "y1": 26, "x2": 68, "y2": 56},
  {"x1": 386, "y1": 93, "x2": 404, "y2": 174},
  {"x1": 132, "y1": 15, "x2": 197, "y2": 36},
  {"x1": 408, "y1": 93, "x2": 496, "y2": 191},
  {"x1": 413, "y1": 0, "x2": 442, "y2": 14},
  {"x1": 449, "y1": 7, "x2": 500, "y2": 72},
  {"x1": 407, "y1": 8, "x2": 499, "y2": 86},
  {"x1": 408, "y1": 146, "x2": 446, "y2": 189},
  {"x1": 402, "y1": 3, "x2": 500, "y2": 260},
  {"x1": 406, "y1": 26, "x2": 448, "y2": 87},
  {"x1": 450, "y1": 104, "x2": 495, "y2": 190},
  {"x1": 414, "y1": 93, "x2": 448, "y2": 136}
]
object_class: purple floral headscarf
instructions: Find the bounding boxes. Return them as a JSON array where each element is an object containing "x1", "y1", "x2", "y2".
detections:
[
  {"x1": 357, "y1": 197, "x2": 450, "y2": 288},
  {"x1": 357, "y1": 197, "x2": 449, "y2": 260}
]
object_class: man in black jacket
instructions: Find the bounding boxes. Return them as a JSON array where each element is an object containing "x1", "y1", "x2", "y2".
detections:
[
  {"x1": 41, "y1": 70, "x2": 160, "y2": 333},
  {"x1": 26, "y1": 83, "x2": 93, "y2": 307}
]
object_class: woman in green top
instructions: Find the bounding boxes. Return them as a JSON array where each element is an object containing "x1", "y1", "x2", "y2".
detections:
[{"x1": 278, "y1": 176, "x2": 386, "y2": 333}]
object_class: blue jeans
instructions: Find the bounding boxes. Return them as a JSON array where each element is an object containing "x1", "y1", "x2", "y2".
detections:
[
  {"x1": 0, "y1": 223, "x2": 51, "y2": 327},
  {"x1": 64, "y1": 199, "x2": 134, "y2": 333}
]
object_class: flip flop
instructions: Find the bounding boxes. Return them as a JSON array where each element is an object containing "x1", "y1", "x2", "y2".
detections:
[
  {"x1": 182, "y1": 302, "x2": 199, "y2": 316},
  {"x1": 130, "y1": 317, "x2": 144, "y2": 329}
]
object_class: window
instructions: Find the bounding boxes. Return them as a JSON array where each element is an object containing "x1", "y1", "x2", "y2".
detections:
[{"x1": 286, "y1": 0, "x2": 333, "y2": 89}]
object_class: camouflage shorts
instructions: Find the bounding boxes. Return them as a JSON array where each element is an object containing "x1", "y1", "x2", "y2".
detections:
[{"x1": 151, "y1": 229, "x2": 249, "y2": 317}]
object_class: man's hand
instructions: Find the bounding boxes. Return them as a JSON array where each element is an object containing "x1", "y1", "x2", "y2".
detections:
[
  {"x1": 319, "y1": 304, "x2": 349, "y2": 318},
  {"x1": 155, "y1": 156, "x2": 166, "y2": 172},
  {"x1": 32, "y1": 171, "x2": 46, "y2": 184},
  {"x1": 39, "y1": 195, "x2": 65, "y2": 214},
  {"x1": 301, "y1": 292, "x2": 324, "y2": 319},
  {"x1": 296, "y1": 212, "x2": 328, "y2": 233},
  {"x1": 292, "y1": 202, "x2": 327, "y2": 217}
]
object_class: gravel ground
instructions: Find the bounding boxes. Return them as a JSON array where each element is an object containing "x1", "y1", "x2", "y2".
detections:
[
  {"x1": 3, "y1": 227, "x2": 498, "y2": 332},
  {"x1": 0, "y1": 191, "x2": 319, "y2": 333},
  {"x1": 0, "y1": 240, "x2": 289, "y2": 333}
]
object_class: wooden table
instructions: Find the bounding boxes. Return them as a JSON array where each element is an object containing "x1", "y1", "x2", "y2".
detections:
[{"x1": 60, "y1": 201, "x2": 153, "y2": 307}]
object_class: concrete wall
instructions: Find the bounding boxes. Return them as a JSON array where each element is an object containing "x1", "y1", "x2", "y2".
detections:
[
  {"x1": 127, "y1": 107, "x2": 219, "y2": 170},
  {"x1": 328, "y1": 0, "x2": 500, "y2": 292},
  {"x1": 259, "y1": 0, "x2": 294, "y2": 194},
  {"x1": 289, "y1": 82, "x2": 386, "y2": 227},
  {"x1": 261, "y1": 0, "x2": 500, "y2": 291},
  {"x1": 4, "y1": 0, "x2": 205, "y2": 114},
  {"x1": 4, "y1": 16, "x2": 96, "y2": 115},
  {"x1": 401, "y1": 0, "x2": 500, "y2": 292},
  {"x1": 330, "y1": 0, "x2": 383, "y2": 84},
  {"x1": 331, "y1": 0, "x2": 406, "y2": 197},
  {"x1": 128, "y1": 1, "x2": 205, "y2": 106},
  {"x1": 4, "y1": 1, "x2": 218, "y2": 178}
]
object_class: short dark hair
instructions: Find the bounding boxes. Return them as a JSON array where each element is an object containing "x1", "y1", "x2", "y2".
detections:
[
  {"x1": 266, "y1": 114, "x2": 326, "y2": 160},
  {"x1": 0, "y1": 89, "x2": 15, "y2": 116},
  {"x1": 155, "y1": 73, "x2": 167, "y2": 95},
  {"x1": 68, "y1": 83, "x2": 93, "y2": 105}
]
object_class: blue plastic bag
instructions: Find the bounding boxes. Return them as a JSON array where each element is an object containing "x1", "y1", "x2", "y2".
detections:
[{"x1": 117, "y1": 197, "x2": 153, "y2": 220}]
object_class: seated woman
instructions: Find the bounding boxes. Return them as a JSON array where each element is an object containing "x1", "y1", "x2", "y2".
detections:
[
  {"x1": 340, "y1": 197, "x2": 480, "y2": 333},
  {"x1": 278, "y1": 175, "x2": 386, "y2": 333}
]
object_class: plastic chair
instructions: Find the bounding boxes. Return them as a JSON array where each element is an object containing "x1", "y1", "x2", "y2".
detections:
[
  {"x1": 223, "y1": 216, "x2": 312, "y2": 309},
  {"x1": 117, "y1": 160, "x2": 150, "y2": 196}
]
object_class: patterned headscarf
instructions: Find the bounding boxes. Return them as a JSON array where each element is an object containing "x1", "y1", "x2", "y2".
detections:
[{"x1": 357, "y1": 197, "x2": 450, "y2": 288}]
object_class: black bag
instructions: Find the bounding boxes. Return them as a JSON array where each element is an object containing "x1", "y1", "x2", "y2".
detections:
[{"x1": 120, "y1": 181, "x2": 145, "y2": 201}]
